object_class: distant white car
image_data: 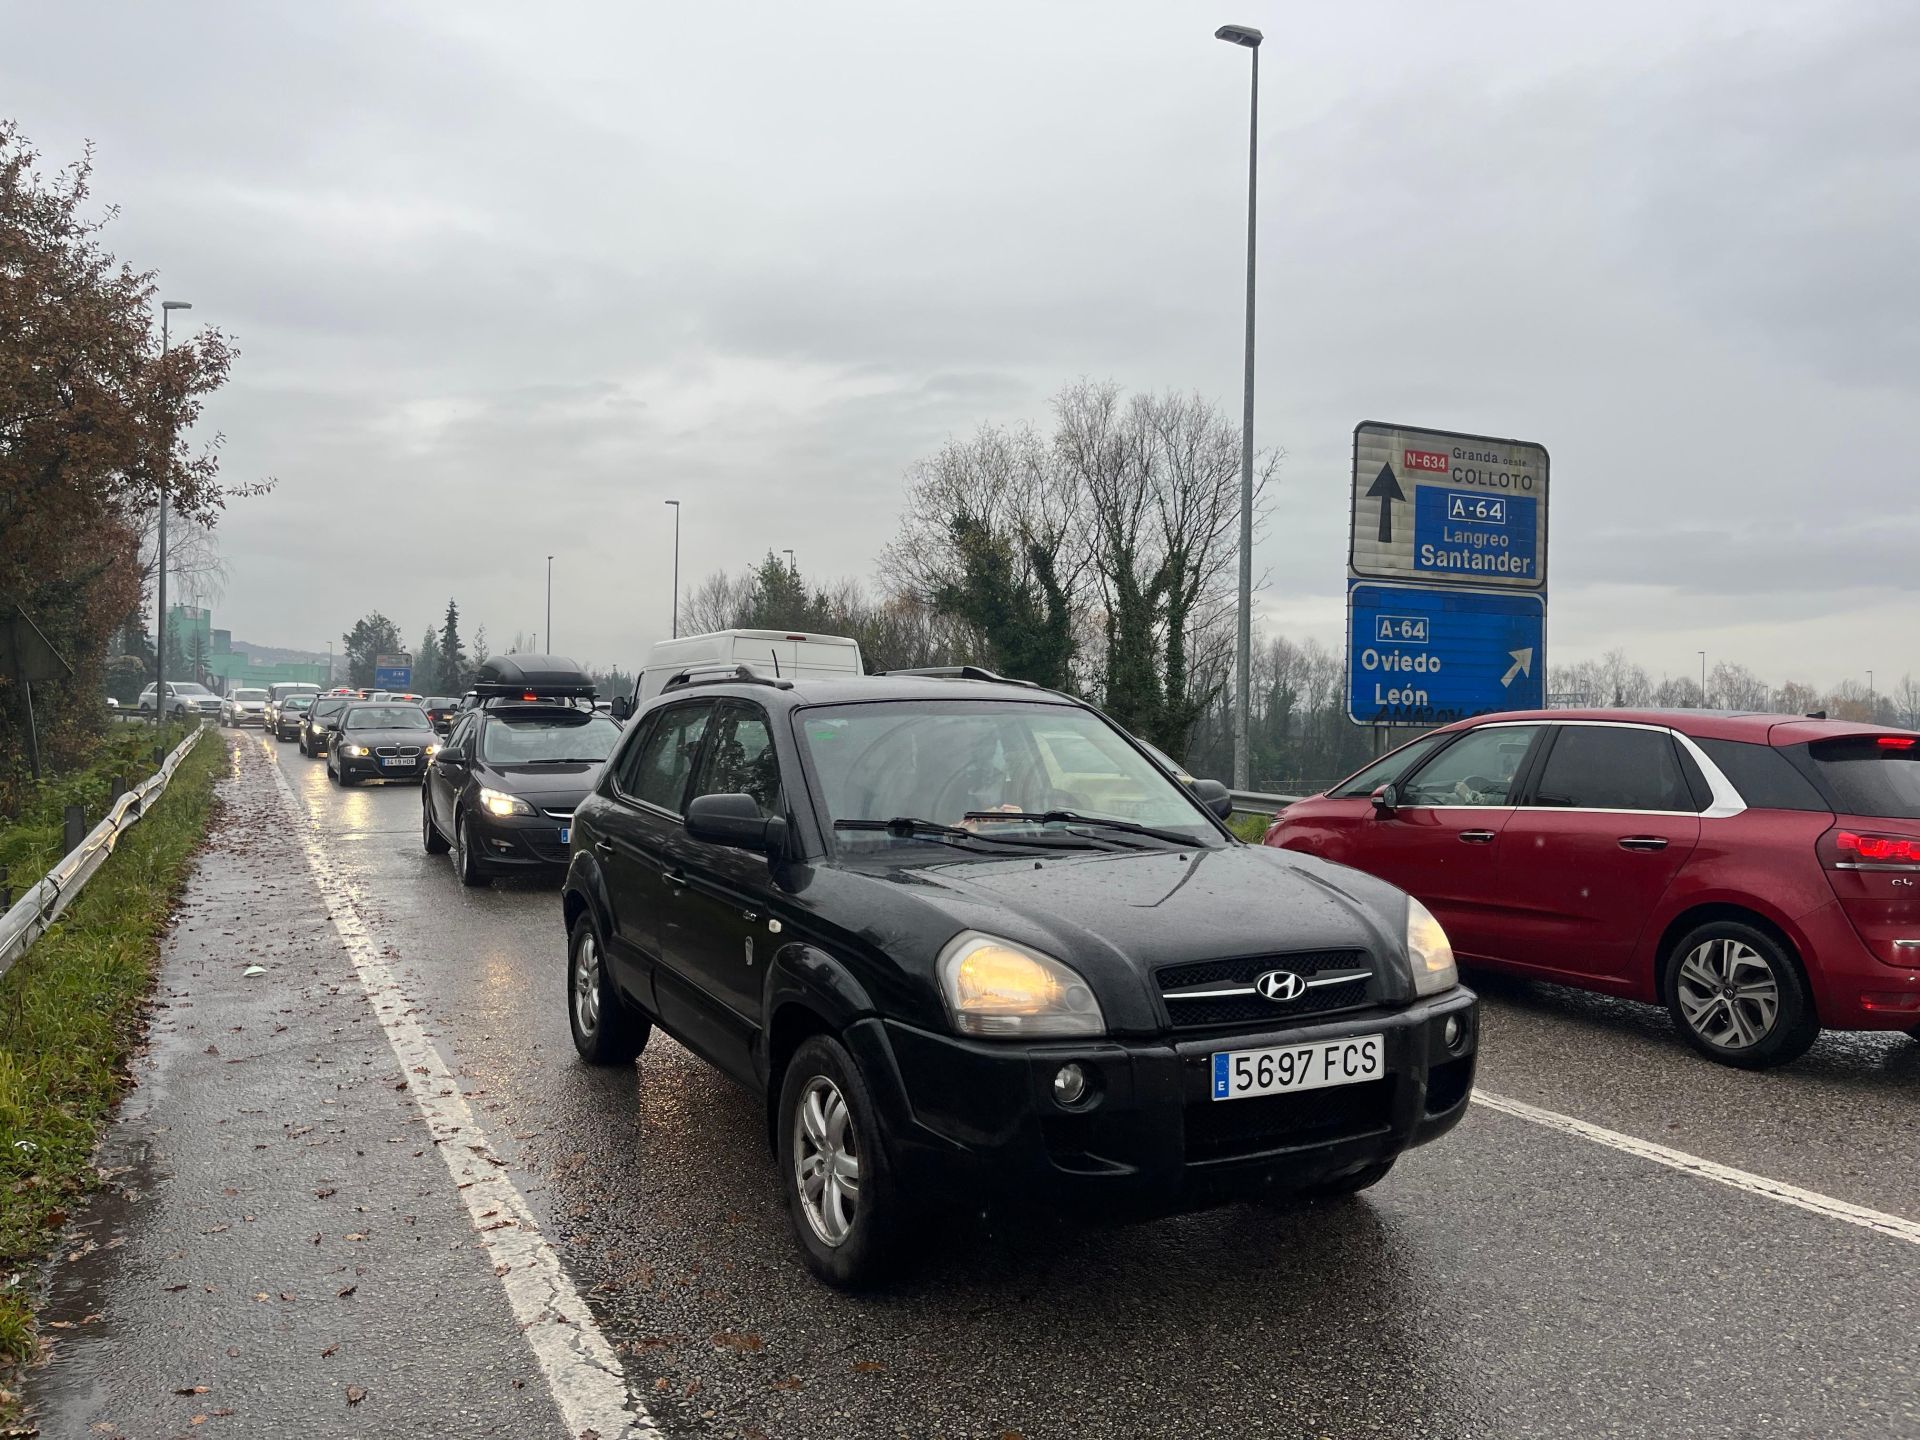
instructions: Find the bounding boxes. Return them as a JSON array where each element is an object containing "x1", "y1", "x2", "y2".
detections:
[
  {"x1": 221, "y1": 687, "x2": 270, "y2": 727},
  {"x1": 136, "y1": 682, "x2": 224, "y2": 720}
]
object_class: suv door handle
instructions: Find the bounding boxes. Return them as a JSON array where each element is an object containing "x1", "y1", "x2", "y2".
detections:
[
  {"x1": 1458, "y1": 830, "x2": 1497, "y2": 844},
  {"x1": 1618, "y1": 836, "x2": 1669, "y2": 852},
  {"x1": 593, "y1": 838, "x2": 613, "y2": 856},
  {"x1": 664, "y1": 870, "x2": 687, "y2": 888}
]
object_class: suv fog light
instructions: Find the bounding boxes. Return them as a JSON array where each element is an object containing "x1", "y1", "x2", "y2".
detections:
[
  {"x1": 1052, "y1": 1063, "x2": 1089, "y2": 1107},
  {"x1": 1443, "y1": 1015, "x2": 1467, "y2": 1052}
]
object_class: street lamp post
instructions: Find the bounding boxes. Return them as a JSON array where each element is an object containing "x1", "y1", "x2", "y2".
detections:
[
  {"x1": 1216, "y1": 22, "x2": 1262, "y2": 791},
  {"x1": 1698, "y1": 650, "x2": 1707, "y2": 705},
  {"x1": 783, "y1": 548, "x2": 796, "y2": 576},
  {"x1": 155, "y1": 300, "x2": 192, "y2": 723},
  {"x1": 1868, "y1": 669, "x2": 1875, "y2": 716},
  {"x1": 546, "y1": 555, "x2": 554, "y2": 655},
  {"x1": 664, "y1": 500, "x2": 681, "y2": 638}
]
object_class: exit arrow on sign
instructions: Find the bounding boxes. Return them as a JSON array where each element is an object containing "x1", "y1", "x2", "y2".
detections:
[
  {"x1": 1500, "y1": 647, "x2": 1534, "y2": 688},
  {"x1": 1366, "y1": 463, "x2": 1406, "y2": 544}
]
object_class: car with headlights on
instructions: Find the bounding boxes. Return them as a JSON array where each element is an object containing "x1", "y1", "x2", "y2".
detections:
[
  {"x1": 299, "y1": 694, "x2": 353, "y2": 756},
  {"x1": 220, "y1": 687, "x2": 269, "y2": 727},
  {"x1": 326, "y1": 701, "x2": 437, "y2": 785},
  {"x1": 269, "y1": 692, "x2": 315, "y2": 740},
  {"x1": 559, "y1": 668, "x2": 1477, "y2": 1288},
  {"x1": 422, "y1": 697, "x2": 461, "y2": 734},
  {"x1": 423, "y1": 656, "x2": 619, "y2": 886}
]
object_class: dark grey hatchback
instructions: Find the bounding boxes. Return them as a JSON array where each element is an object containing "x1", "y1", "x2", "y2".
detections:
[{"x1": 561, "y1": 670, "x2": 1477, "y2": 1287}]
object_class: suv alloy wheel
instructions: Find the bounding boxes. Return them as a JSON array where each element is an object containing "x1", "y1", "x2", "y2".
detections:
[
  {"x1": 454, "y1": 811, "x2": 489, "y2": 887},
  {"x1": 1664, "y1": 920, "x2": 1819, "y2": 1069},
  {"x1": 565, "y1": 914, "x2": 648, "y2": 1063},
  {"x1": 775, "y1": 1034, "x2": 903, "y2": 1289}
]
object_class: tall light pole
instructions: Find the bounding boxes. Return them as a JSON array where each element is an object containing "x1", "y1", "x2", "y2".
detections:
[
  {"x1": 783, "y1": 548, "x2": 796, "y2": 576},
  {"x1": 156, "y1": 300, "x2": 192, "y2": 722},
  {"x1": 664, "y1": 500, "x2": 681, "y2": 638},
  {"x1": 1698, "y1": 650, "x2": 1707, "y2": 704},
  {"x1": 1868, "y1": 669, "x2": 1875, "y2": 716},
  {"x1": 545, "y1": 555, "x2": 554, "y2": 655},
  {"x1": 1217, "y1": 23, "x2": 1261, "y2": 790}
]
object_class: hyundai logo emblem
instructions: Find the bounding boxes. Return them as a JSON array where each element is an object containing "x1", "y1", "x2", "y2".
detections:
[{"x1": 1255, "y1": 969, "x2": 1307, "y2": 1002}]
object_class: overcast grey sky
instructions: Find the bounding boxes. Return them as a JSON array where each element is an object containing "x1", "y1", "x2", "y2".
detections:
[{"x1": 7, "y1": 0, "x2": 1914, "y2": 688}]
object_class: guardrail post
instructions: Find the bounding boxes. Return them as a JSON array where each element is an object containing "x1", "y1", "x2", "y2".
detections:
[
  {"x1": 63, "y1": 804, "x2": 86, "y2": 856},
  {"x1": 110, "y1": 775, "x2": 127, "y2": 804},
  {"x1": 152, "y1": 743, "x2": 165, "y2": 766}
]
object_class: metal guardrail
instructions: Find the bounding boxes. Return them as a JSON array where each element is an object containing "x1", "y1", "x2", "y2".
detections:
[
  {"x1": 1228, "y1": 789, "x2": 1303, "y2": 816},
  {"x1": 0, "y1": 723, "x2": 208, "y2": 981}
]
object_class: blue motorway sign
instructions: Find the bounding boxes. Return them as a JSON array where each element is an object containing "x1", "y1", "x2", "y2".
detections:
[
  {"x1": 1347, "y1": 582, "x2": 1545, "y2": 725},
  {"x1": 1412, "y1": 486, "x2": 1539, "y2": 585},
  {"x1": 373, "y1": 657, "x2": 412, "y2": 690}
]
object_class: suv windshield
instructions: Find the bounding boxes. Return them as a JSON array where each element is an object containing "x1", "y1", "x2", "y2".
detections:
[
  {"x1": 481, "y1": 713, "x2": 620, "y2": 764},
  {"x1": 798, "y1": 700, "x2": 1219, "y2": 850},
  {"x1": 234, "y1": 689, "x2": 267, "y2": 702},
  {"x1": 172, "y1": 683, "x2": 211, "y2": 696},
  {"x1": 346, "y1": 705, "x2": 430, "y2": 730},
  {"x1": 285, "y1": 696, "x2": 314, "y2": 712},
  {"x1": 1797, "y1": 737, "x2": 1920, "y2": 819}
]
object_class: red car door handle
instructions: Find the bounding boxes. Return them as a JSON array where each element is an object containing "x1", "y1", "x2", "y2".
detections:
[
  {"x1": 1618, "y1": 836, "x2": 1669, "y2": 852},
  {"x1": 1458, "y1": 830, "x2": 1497, "y2": 844}
]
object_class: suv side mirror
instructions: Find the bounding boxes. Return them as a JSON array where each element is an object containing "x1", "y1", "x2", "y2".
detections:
[
  {"x1": 1370, "y1": 783, "x2": 1398, "y2": 815},
  {"x1": 1190, "y1": 777, "x2": 1234, "y2": 822},
  {"x1": 610, "y1": 694, "x2": 633, "y2": 721},
  {"x1": 686, "y1": 793, "x2": 787, "y2": 855}
]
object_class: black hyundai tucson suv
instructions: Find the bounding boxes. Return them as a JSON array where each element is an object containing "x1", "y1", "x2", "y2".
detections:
[{"x1": 561, "y1": 668, "x2": 1478, "y2": 1287}]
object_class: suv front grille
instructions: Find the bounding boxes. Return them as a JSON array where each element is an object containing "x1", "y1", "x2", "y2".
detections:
[
  {"x1": 1156, "y1": 950, "x2": 1373, "y2": 1031},
  {"x1": 1185, "y1": 1078, "x2": 1394, "y2": 1163}
]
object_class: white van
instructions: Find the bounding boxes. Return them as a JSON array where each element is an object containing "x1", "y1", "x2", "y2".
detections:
[{"x1": 623, "y1": 630, "x2": 863, "y2": 712}]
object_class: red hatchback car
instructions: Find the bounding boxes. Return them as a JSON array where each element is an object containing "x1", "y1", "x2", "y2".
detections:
[{"x1": 1264, "y1": 710, "x2": 1920, "y2": 1068}]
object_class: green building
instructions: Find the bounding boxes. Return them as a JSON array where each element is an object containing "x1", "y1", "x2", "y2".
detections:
[{"x1": 167, "y1": 605, "x2": 328, "y2": 692}]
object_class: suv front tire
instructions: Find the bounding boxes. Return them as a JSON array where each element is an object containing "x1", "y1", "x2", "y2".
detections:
[
  {"x1": 776, "y1": 1034, "x2": 903, "y2": 1290},
  {"x1": 566, "y1": 913, "x2": 648, "y2": 1063}
]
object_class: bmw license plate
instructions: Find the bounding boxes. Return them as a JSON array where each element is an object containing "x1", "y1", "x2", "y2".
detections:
[
  {"x1": 381, "y1": 757, "x2": 416, "y2": 768},
  {"x1": 558, "y1": 826, "x2": 570, "y2": 844},
  {"x1": 1211, "y1": 1035, "x2": 1384, "y2": 1101}
]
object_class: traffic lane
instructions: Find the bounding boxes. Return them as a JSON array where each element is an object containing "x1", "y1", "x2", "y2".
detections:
[
  {"x1": 27, "y1": 737, "x2": 571, "y2": 1439},
  {"x1": 1470, "y1": 967, "x2": 1920, "y2": 1218},
  {"x1": 286, "y1": 760, "x2": 1920, "y2": 1439}
]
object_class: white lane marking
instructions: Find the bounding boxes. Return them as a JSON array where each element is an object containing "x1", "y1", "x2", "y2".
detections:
[
  {"x1": 260, "y1": 740, "x2": 653, "y2": 1436},
  {"x1": 1474, "y1": 1089, "x2": 1920, "y2": 1247}
]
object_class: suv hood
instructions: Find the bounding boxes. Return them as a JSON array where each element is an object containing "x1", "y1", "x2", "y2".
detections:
[{"x1": 873, "y1": 844, "x2": 1415, "y2": 1034}]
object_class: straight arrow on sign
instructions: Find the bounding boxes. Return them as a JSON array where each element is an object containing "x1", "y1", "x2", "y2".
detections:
[
  {"x1": 1366, "y1": 463, "x2": 1405, "y2": 544},
  {"x1": 1500, "y1": 647, "x2": 1534, "y2": 688}
]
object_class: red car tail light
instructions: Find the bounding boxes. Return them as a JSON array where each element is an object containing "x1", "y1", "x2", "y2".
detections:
[{"x1": 1820, "y1": 829, "x2": 1920, "y2": 869}]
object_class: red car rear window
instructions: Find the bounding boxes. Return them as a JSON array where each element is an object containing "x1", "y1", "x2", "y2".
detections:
[{"x1": 1797, "y1": 738, "x2": 1920, "y2": 819}]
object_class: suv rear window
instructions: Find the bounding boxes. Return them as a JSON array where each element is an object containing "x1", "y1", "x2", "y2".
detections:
[{"x1": 1795, "y1": 738, "x2": 1920, "y2": 820}]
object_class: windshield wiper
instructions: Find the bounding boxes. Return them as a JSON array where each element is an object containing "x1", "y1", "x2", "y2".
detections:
[
  {"x1": 517, "y1": 757, "x2": 607, "y2": 764},
  {"x1": 962, "y1": 811, "x2": 1199, "y2": 846},
  {"x1": 833, "y1": 817, "x2": 1077, "y2": 852}
]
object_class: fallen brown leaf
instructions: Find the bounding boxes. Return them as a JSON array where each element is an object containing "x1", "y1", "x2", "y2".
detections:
[
  {"x1": 711, "y1": 1331, "x2": 764, "y2": 1352},
  {"x1": 852, "y1": 1360, "x2": 886, "y2": 1374},
  {"x1": 336, "y1": 1285, "x2": 357, "y2": 1298},
  {"x1": 174, "y1": 1385, "x2": 209, "y2": 1395},
  {"x1": 346, "y1": 1385, "x2": 367, "y2": 1405}
]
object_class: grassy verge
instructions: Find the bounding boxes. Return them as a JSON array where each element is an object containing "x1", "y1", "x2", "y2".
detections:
[
  {"x1": 1227, "y1": 810, "x2": 1273, "y2": 843},
  {"x1": 0, "y1": 721, "x2": 196, "y2": 896},
  {"x1": 0, "y1": 730, "x2": 222, "y2": 1408}
]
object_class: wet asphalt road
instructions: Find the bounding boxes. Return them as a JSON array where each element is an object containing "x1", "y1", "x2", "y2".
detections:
[{"x1": 38, "y1": 732, "x2": 1920, "y2": 1437}]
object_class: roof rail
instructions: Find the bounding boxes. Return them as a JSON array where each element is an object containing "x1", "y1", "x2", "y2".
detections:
[
  {"x1": 661, "y1": 663, "x2": 795, "y2": 694},
  {"x1": 876, "y1": 665, "x2": 1040, "y2": 689}
]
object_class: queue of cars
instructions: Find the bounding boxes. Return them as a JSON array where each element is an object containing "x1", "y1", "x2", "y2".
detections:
[{"x1": 268, "y1": 631, "x2": 1920, "y2": 1289}]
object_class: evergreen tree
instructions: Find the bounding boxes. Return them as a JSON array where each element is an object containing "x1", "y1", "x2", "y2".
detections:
[{"x1": 438, "y1": 599, "x2": 467, "y2": 687}]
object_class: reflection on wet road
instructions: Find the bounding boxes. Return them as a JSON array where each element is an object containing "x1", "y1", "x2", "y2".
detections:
[{"x1": 268, "y1": 732, "x2": 1920, "y2": 1438}]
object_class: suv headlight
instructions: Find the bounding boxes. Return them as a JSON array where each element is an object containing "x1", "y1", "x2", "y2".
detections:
[
  {"x1": 1407, "y1": 897, "x2": 1457, "y2": 997},
  {"x1": 478, "y1": 786, "x2": 534, "y2": 818},
  {"x1": 936, "y1": 932, "x2": 1104, "y2": 1038}
]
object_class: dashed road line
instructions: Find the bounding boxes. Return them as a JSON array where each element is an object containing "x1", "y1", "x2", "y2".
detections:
[
  {"x1": 1474, "y1": 1089, "x2": 1920, "y2": 1247},
  {"x1": 261, "y1": 740, "x2": 653, "y2": 1437}
]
